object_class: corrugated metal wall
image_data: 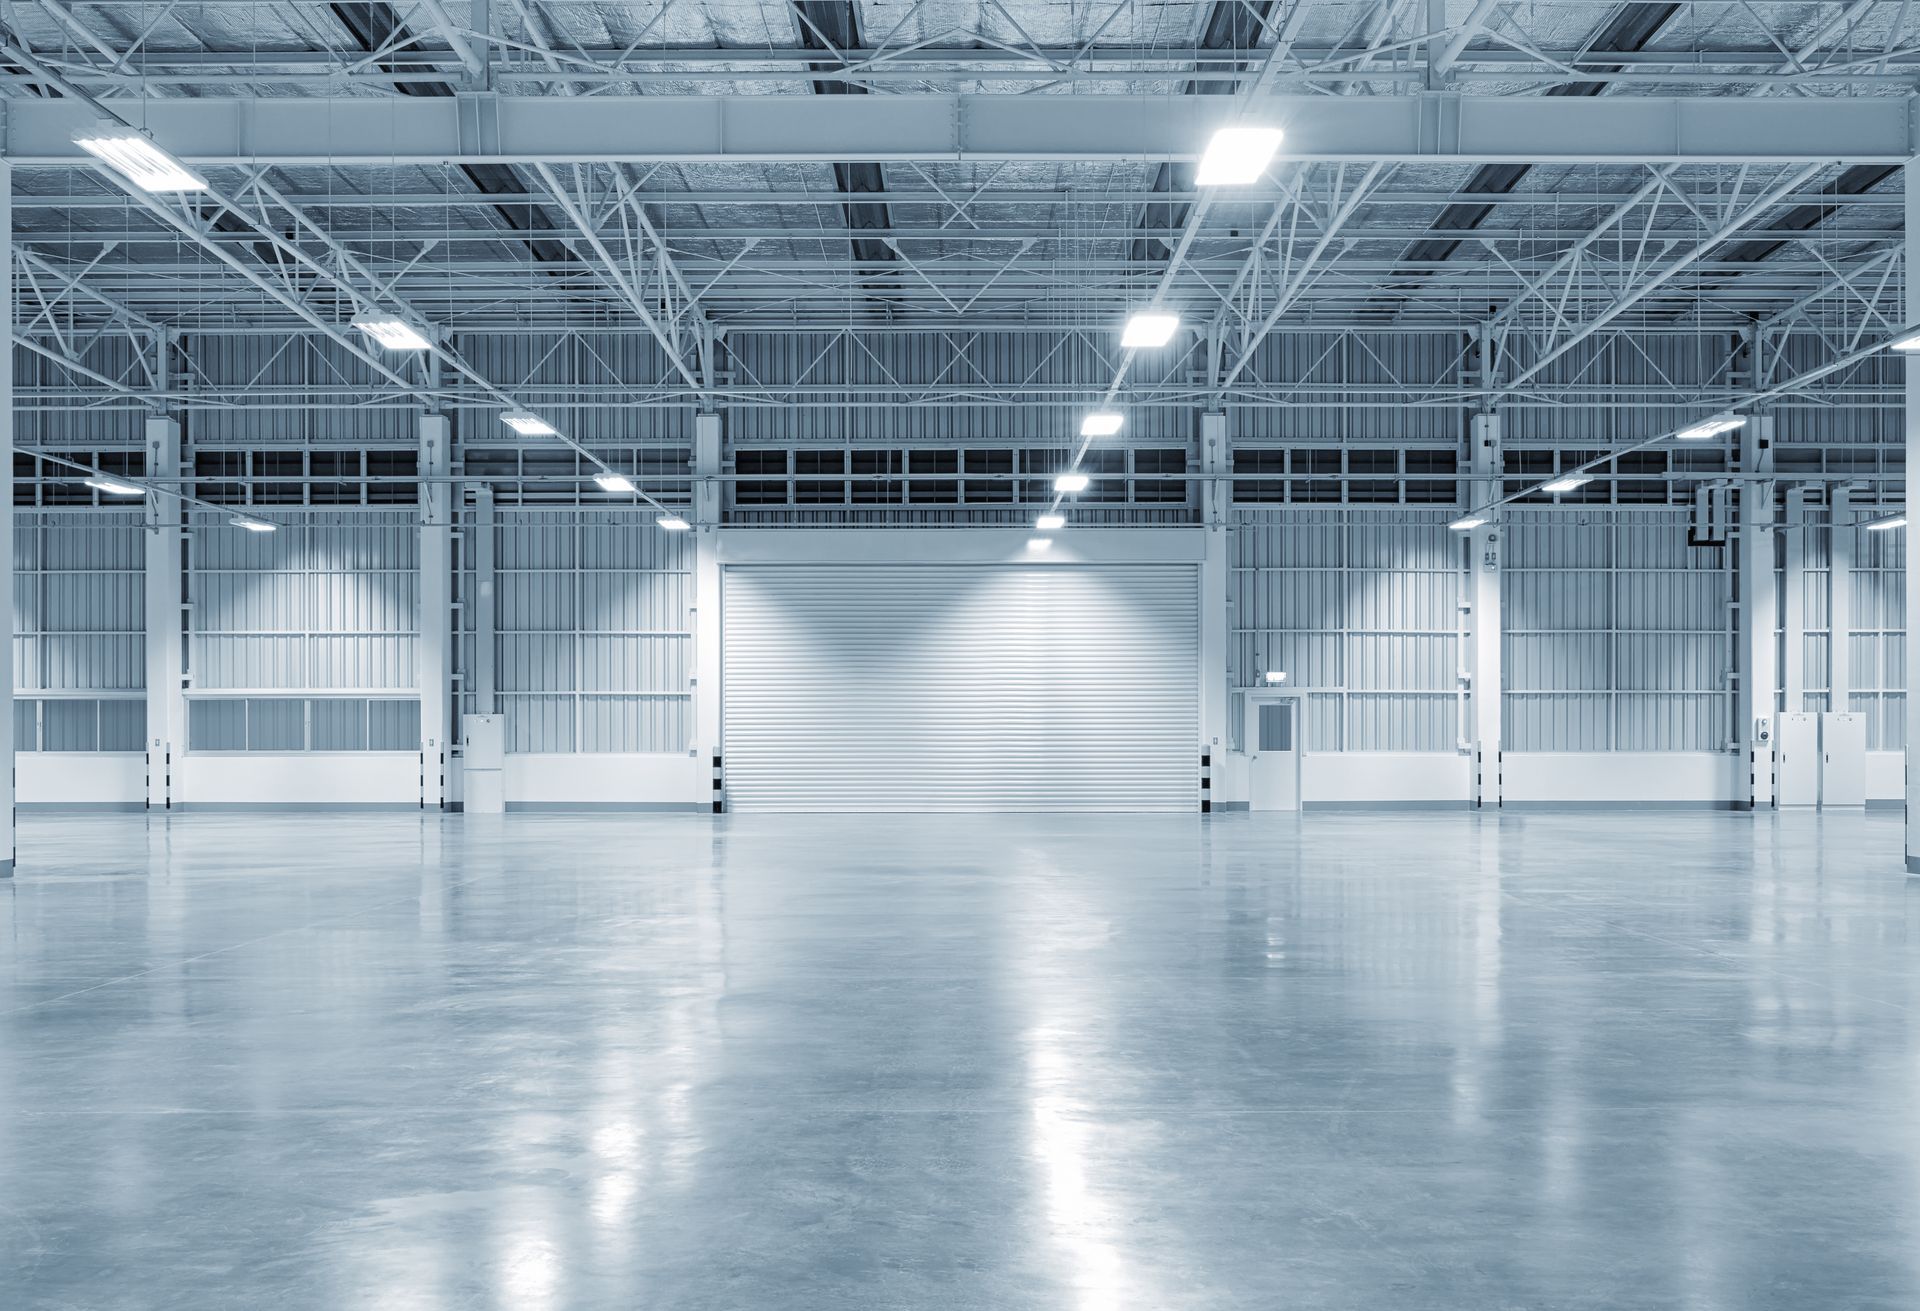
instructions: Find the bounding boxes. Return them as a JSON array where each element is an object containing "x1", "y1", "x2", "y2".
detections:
[
  {"x1": 1851, "y1": 522, "x2": 1905, "y2": 750},
  {"x1": 494, "y1": 509, "x2": 694, "y2": 752},
  {"x1": 189, "y1": 511, "x2": 418, "y2": 692},
  {"x1": 11, "y1": 511, "x2": 145, "y2": 751},
  {"x1": 1230, "y1": 510, "x2": 1464, "y2": 753},
  {"x1": 1503, "y1": 510, "x2": 1734, "y2": 751}
]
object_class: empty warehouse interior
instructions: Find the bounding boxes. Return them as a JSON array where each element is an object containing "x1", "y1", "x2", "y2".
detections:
[{"x1": 7, "y1": 0, "x2": 1920, "y2": 1305}]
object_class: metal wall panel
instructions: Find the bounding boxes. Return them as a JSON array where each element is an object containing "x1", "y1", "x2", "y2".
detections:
[
  {"x1": 1853, "y1": 523, "x2": 1905, "y2": 750},
  {"x1": 494, "y1": 509, "x2": 693, "y2": 753},
  {"x1": 1230, "y1": 510, "x2": 1463, "y2": 752},
  {"x1": 189, "y1": 511, "x2": 418, "y2": 692},
  {"x1": 1503, "y1": 510, "x2": 1734, "y2": 751},
  {"x1": 12, "y1": 511, "x2": 145, "y2": 695},
  {"x1": 723, "y1": 564, "x2": 1198, "y2": 812}
]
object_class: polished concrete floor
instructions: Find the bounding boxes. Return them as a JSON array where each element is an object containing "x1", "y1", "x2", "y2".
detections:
[{"x1": 4, "y1": 810, "x2": 1920, "y2": 1309}]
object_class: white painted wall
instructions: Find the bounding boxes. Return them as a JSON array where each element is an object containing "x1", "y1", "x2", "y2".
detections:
[
  {"x1": 501, "y1": 753, "x2": 706, "y2": 808},
  {"x1": 17, "y1": 753, "x2": 144, "y2": 806},
  {"x1": 178, "y1": 753, "x2": 422, "y2": 807},
  {"x1": 1503, "y1": 752, "x2": 1741, "y2": 806}
]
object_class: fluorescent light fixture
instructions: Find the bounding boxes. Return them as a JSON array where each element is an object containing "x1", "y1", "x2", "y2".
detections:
[
  {"x1": 1121, "y1": 311, "x2": 1180, "y2": 349},
  {"x1": 1197, "y1": 126, "x2": 1284, "y2": 186},
  {"x1": 1541, "y1": 475, "x2": 1592, "y2": 494},
  {"x1": 500, "y1": 410, "x2": 556, "y2": 436},
  {"x1": 1865, "y1": 515, "x2": 1906, "y2": 532},
  {"x1": 1035, "y1": 513, "x2": 1065, "y2": 531},
  {"x1": 1264, "y1": 670, "x2": 1288, "y2": 684},
  {"x1": 593, "y1": 472, "x2": 636, "y2": 493},
  {"x1": 656, "y1": 516, "x2": 691, "y2": 531},
  {"x1": 1676, "y1": 414, "x2": 1746, "y2": 441},
  {"x1": 85, "y1": 477, "x2": 145, "y2": 497},
  {"x1": 1889, "y1": 333, "x2": 1920, "y2": 352},
  {"x1": 352, "y1": 315, "x2": 433, "y2": 351},
  {"x1": 1449, "y1": 516, "x2": 1487, "y2": 532},
  {"x1": 230, "y1": 516, "x2": 277, "y2": 533},
  {"x1": 1027, "y1": 537, "x2": 1053, "y2": 551},
  {"x1": 72, "y1": 123, "x2": 206, "y2": 193},
  {"x1": 1054, "y1": 472, "x2": 1091, "y2": 493},
  {"x1": 1080, "y1": 411, "x2": 1125, "y2": 438}
]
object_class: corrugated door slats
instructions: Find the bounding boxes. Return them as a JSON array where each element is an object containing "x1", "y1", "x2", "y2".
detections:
[{"x1": 722, "y1": 564, "x2": 1198, "y2": 813}]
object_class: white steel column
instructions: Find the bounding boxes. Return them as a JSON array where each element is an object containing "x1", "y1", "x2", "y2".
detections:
[
  {"x1": 1199, "y1": 412, "x2": 1230, "y2": 804},
  {"x1": 1906, "y1": 159, "x2": 1920, "y2": 871},
  {"x1": 144, "y1": 415, "x2": 185, "y2": 808},
  {"x1": 473, "y1": 485, "x2": 496, "y2": 716},
  {"x1": 1, "y1": 159, "x2": 13, "y2": 875},
  {"x1": 419, "y1": 413, "x2": 452, "y2": 808},
  {"x1": 1737, "y1": 416, "x2": 1779, "y2": 809},
  {"x1": 1782, "y1": 486, "x2": 1809, "y2": 712},
  {"x1": 1829, "y1": 485, "x2": 1854, "y2": 712},
  {"x1": 692, "y1": 414, "x2": 723, "y2": 804},
  {"x1": 1468, "y1": 412, "x2": 1502, "y2": 807}
]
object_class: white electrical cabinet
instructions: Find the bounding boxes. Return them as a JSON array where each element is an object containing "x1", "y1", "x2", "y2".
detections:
[
  {"x1": 1776, "y1": 712, "x2": 1819, "y2": 806},
  {"x1": 462, "y1": 714, "x2": 506, "y2": 814},
  {"x1": 1819, "y1": 712, "x2": 1867, "y2": 807}
]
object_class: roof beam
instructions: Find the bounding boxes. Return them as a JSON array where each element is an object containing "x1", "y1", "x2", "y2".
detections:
[{"x1": 7, "y1": 93, "x2": 1909, "y2": 166}]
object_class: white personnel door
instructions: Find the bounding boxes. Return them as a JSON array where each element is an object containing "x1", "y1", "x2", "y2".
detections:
[
  {"x1": 1243, "y1": 694, "x2": 1301, "y2": 811},
  {"x1": 722, "y1": 563, "x2": 1199, "y2": 812}
]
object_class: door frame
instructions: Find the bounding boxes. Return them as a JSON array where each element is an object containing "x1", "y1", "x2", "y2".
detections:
[{"x1": 1243, "y1": 689, "x2": 1304, "y2": 811}]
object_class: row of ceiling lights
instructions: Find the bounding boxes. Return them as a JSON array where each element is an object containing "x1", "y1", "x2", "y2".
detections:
[{"x1": 68, "y1": 122, "x2": 1920, "y2": 542}]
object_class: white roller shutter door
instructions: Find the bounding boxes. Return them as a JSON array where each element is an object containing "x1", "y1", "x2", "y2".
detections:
[{"x1": 723, "y1": 564, "x2": 1198, "y2": 812}]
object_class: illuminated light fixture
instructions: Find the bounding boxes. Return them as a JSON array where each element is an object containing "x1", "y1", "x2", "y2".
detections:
[
  {"x1": 1035, "y1": 513, "x2": 1065, "y2": 531},
  {"x1": 1197, "y1": 126, "x2": 1284, "y2": 186},
  {"x1": 593, "y1": 472, "x2": 636, "y2": 493},
  {"x1": 1888, "y1": 333, "x2": 1920, "y2": 352},
  {"x1": 1054, "y1": 472, "x2": 1091, "y2": 493},
  {"x1": 500, "y1": 410, "x2": 556, "y2": 436},
  {"x1": 1676, "y1": 413, "x2": 1746, "y2": 441},
  {"x1": 1264, "y1": 670, "x2": 1288, "y2": 684},
  {"x1": 230, "y1": 516, "x2": 277, "y2": 533},
  {"x1": 1080, "y1": 411, "x2": 1125, "y2": 438},
  {"x1": 85, "y1": 477, "x2": 145, "y2": 497},
  {"x1": 1449, "y1": 516, "x2": 1487, "y2": 532},
  {"x1": 656, "y1": 516, "x2": 691, "y2": 531},
  {"x1": 1121, "y1": 311, "x2": 1180, "y2": 349},
  {"x1": 1027, "y1": 538, "x2": 1053, "y2": 551},
  {"x1": 72, "y1": 123, "x2": 206, "y2": 193},
  {"x1": 1865, "y1": 515, "x2": 1906, "y2": 532},
  {"x1": 352, "y1": 315, "x2": 433, "y2": 351},
  {"x1": 1541, "y1": 475, "x2": 1592, "y2": 494}
]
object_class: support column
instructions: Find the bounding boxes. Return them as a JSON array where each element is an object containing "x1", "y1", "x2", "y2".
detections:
[
  {"x1": 1, "y1": 159, "x2": 13, "y2": 875},
  {"x1": 692, "y1": 413, "x2": 723, "y2": 806},
  {"x1": 1199, "y1": 412, "x2": 1230, "y2": 809},
  {"x1": 418, "y1": 413, "x2": 451, "y2": 809},
  {"x1": 1467, "y1": 412, "x2": 1502, "y2": 807},
  {"x1": 144, "y1": 414, "x2": 184, "y2": 808},
  {"x1": 1830, "y1": 485, "x2": 1854, "y2": 713},
  {"x1": 473, "y1": 485, "x2": 496, "y2": 717},
  {"x1": 1783, "y1": 486, "x2": 1808, "y2": 713},
  {"x1": 1736, "y1": 415, "x2": 1778, "y2": 809},
  {"x1": 1906, "y1": 158, "x2": 1920, "y2": 870}
]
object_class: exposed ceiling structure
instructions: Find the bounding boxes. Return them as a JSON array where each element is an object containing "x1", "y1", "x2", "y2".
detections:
[{"x1": 0, "y1": 0, "x2": 1910, "y2": 435}]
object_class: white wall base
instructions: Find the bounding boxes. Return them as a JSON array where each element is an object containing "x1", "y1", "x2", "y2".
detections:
[
  {"x1": 18, "y1": 753, "x2": 145, "y2": 808},
  {"x1": 179, "y1": 754, "x2": 423, "y2": 808},
  {"x1": 502, "y1": 753, "x2": 708, "y2": 809},
  {"x1": 1503, "y1": 752, "x2": 1741, "y2": 807}
]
